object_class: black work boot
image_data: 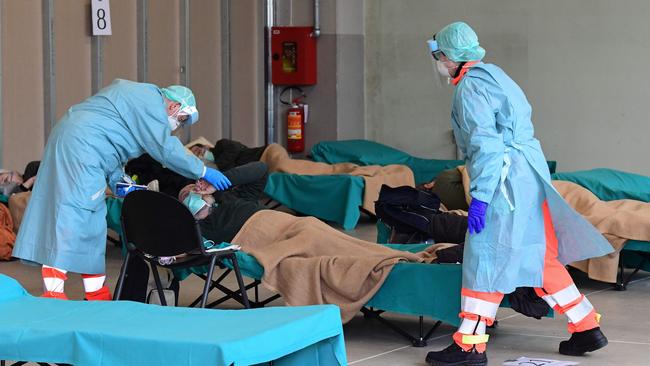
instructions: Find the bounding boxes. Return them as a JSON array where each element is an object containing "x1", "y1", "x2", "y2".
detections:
[
  {"x1": 425, "y1": 342, "x2": 488, "y2": 366},
  {"x1": 559, "y1": 327, "x2": 608, "y2": 356}
]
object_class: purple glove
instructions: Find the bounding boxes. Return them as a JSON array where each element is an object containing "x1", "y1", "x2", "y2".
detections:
[{"x1": 468, "y1": 198, "x2": 488, "y2": 234}]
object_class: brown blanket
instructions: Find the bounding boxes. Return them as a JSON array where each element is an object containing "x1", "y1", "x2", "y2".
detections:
[
  {"x1": 0, "y1": 204, "x2": 16, "y2": 260},
  {"x1": 458, "y1": 166, "x2": 650, "y2": 282},
  {"x1": 260, "y1": 143, "x2": 415, "y2": 214},
  {"x1": 231, "y1": 210, "x2": 455, "y2": 322},
  {"x1": 553, "y1": 181, "x2": 650, "y2": 283}
]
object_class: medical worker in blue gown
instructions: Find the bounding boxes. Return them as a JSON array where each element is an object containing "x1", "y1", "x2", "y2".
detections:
[
  {"x1": 424, "y1": 23, "x2": 613, "y2": 366},
  {"x1": 12, "y1": 79, "x2": 231, "y2": 301}
]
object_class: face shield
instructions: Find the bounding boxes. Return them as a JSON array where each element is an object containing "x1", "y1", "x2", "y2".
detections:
[{"x1": 427, "y1": 38, "x2": 451, "y2": 87}]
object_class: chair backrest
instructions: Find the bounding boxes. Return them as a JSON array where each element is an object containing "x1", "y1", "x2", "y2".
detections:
[{"x1": 121, "y1": 190, "x2": 204, "y2": 257}]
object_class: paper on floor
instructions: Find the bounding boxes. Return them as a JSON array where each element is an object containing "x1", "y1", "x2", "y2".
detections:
[{"x1": 503, "y1": 357, "x2": 579, "y2": 366}]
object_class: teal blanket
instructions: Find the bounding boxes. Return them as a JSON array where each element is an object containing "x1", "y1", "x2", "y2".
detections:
[
  {"x1": 311, "y1": 139, "x2": 463, "y2": 184},
  {"x1": 552, "y1": 168, "x2": 650, "y2": 202},
  {"x1": 264, "y1": 172, "x2": 365, "y2": 230},
  {"x1": 312, "y1": 139, "x2": 557, "y2": 184},
  {"x1": 0, "y1": 274, "x2": 347, "y2": 366}
]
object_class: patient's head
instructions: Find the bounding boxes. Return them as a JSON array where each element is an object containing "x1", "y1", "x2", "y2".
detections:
[
  {"x1": 0, "y1": 171, "x2": 23, "y2": 184},
  {"x1": 189, "y1": 144, "x2": 209, "y2": 158},
  {"x1": 179, "y1": 184, "x2": 215, "y2": 220}
]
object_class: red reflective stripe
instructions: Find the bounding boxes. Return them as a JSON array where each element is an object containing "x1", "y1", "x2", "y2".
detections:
[
  {"x1": 451, "y1": 61, "x2": 480, "y2": 85},
  {"x1": 568, "y1": 309, "x2": 599, "y2": 333},
  {"x1": 458, "y1": 311, "x2": 495, "y2": 326},
  {"x1": 41, "y1": 291, "x2": 68, "y2": 300},
  {"x1": 42, "y1": 267, "x2": 67, "y2": 280},
  {"x1": 85, "y1": 286, "x2": 112, "y2": 301},
  {"x1": 461, "y1": 288, "x2": 504, "y2": 304},
  {"x1": 81, "y1": 274, "x2": 105, "y2": 279}
]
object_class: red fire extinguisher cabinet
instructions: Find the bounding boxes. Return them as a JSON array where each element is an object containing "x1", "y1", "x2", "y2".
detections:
[{"x1": 271, "y1": 26, "x2": 317, "y2": 86}]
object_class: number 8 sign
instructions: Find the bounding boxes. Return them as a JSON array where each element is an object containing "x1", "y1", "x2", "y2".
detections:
[{"x1": 91, "y1": 0, "x2": 112, "y2": 36}]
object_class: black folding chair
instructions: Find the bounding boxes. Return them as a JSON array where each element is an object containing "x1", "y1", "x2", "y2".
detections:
[{"x1": 113, "y1": 190, "x2": 250, "y2": 309}]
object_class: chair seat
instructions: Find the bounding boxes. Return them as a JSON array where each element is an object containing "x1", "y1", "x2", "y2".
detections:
[{"x1": 136, "y1": 249, "x2": 237, "y2": 269}]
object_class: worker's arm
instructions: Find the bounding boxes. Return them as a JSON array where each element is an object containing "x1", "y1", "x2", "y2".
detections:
[{"x1": 456, "y1": 79, "x2": 504, "y2": 204}]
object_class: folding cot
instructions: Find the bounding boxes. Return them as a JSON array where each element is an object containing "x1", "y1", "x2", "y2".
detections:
[
  {"x1": 0, "y1": 274, "x2": 347, "y2": 366},
  {"x1": 264, "y1": 139, "x2": 557, "y2": 229},
  {"x1": 552, "y1": 168, "x2": 650, "y2": 290},
  {"x1": 182, "y1": 242, "x2": 487, "y2": 348}
]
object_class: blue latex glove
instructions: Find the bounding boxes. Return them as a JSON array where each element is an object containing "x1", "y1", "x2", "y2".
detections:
[
  {"x1": 202, "y1": 167, "x2": 232, "y2": 191},
  {"x1": 467, "y1": 198, "x2": 488, "y2": 234}
]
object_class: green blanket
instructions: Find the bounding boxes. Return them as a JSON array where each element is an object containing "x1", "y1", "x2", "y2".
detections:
[
  {"x1": 552, "y1": 168, "x2": 650, "y2": 202},
  {"x1": 312, "y1": 139, "x2": 558, "y2": 184},
  {"x1": 264, "y1": 172, "x2": 365, "y2": 230},
  {"x1": 311, "y1": 139, "x2": 464, "y2": 184}
]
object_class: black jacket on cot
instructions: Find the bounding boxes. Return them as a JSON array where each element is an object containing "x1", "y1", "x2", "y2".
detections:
[{"x1": 210, "y1": 139, "x2": 267, "y2": 172}]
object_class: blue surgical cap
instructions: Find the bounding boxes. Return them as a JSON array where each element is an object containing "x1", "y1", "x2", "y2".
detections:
[{"x1": 435, "y1": 22, "x2": 485, "y2": 62}]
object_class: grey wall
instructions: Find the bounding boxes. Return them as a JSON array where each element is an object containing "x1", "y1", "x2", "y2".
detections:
[
  {"x1": 272, "y1": 0, "x2": 366, "y2": 153},
  {"x1": 365, "y1": 0, "x2": 650, "y2": 175}
]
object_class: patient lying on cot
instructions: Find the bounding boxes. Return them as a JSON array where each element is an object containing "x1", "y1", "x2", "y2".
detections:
[
  {"x1": 0, "y1": 161, "x2": 41, "y2": 196},
  {"x1": 186, "y1": 137, "x2": 269, "y2": 172},
  {"x1": 180, "y1": 181, "x2": 459, "y2": 322}
]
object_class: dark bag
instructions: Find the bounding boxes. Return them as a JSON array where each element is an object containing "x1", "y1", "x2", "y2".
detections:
[
  {"x1": 507, "y1": 287, "x2": 552, "y2": 319},
  {"x1": 375, "y1": 185, "x2": 441, "y2": 235},
  {"x1": 376, "y1": 185, "x2": 467, "y2": 244}
]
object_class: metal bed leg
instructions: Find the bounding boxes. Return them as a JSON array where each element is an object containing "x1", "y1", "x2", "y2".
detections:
[
  {"x1": 360, "y1": 307, "x2": 442, "y2": 347},
  {"x1": 616, "y1": 253, "x2": 649, "y2": 291}
]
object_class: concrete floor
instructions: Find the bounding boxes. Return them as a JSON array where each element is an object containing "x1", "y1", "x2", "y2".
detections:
[{"x1": 1, "y1": 214, "x2": 649, "y2": 365}]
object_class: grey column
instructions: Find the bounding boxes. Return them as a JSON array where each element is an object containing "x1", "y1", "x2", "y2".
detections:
[
  {"x1": 42, "y1": 0, "x2": 55, "y2": 139},
  {"x1": 137, "y1": 0, "x2": 148, "y2": 82},
  {"x1": 221, "y1": 0, "x2": 232, "y2": 139},
  {"x1": 91, "y1": 36, "x2": 103, "y2": 94},
  {"x1": 180, "y1": 0, "x2": 191, "y2": 143}
]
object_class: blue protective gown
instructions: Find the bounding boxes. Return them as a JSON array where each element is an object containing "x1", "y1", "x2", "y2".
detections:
[
  {"x1": 451, "y1": 63, "x2": 613, "y2": 293},
  {"x1": 12, "y1": 79, "x2": 205, "y2": 274}
]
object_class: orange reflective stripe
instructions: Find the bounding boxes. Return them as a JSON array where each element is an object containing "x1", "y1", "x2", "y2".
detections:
[
  {"x1": 458, "y1": 312, "x2": 495, "y2": 326},
  {"x1": 461, "y1": 288, "x2": 504, "y2": 304},
  {"x1": 42, "y1": 267, "x2": 67, "y2": 280},
  {"x1": 451, "y1": 61, "x2": 479, "y2": 85},
  {"x1": 568, "y1": 309, "x2": 599, "y2": 333}
]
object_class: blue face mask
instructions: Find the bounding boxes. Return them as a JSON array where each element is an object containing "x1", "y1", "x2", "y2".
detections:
[
  {"x1": 183, "y1": 192, "x2": 208, "y2": 215},
  {"x1": 203, "y1": 150, "x2": 215, "y2": 162}
]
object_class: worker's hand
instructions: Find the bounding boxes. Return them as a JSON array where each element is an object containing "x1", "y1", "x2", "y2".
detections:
[
  {"x1": 202, "y1": 167, "x2": 231, "y2": 191},
  {"x1": 193, "y1": 179, "x2": 217, "y2": 195},
  {"x1": 467, "y1": 198, "x2": 488, "y2": 234}
]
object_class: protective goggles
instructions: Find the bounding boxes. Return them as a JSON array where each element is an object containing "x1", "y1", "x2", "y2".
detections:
[{"x1": 427, "y1": 38, "x2": 445, "y2": 60}]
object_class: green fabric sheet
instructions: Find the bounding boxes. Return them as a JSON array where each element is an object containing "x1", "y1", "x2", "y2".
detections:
[
  {"x1": 0, "y1": 275, "x2": 346, "y2": 366},
  {"x1": 311, "y1": 139, "x2": 464, "y2": 184},
  {"x1": 311, "y1": 139, "x2": 557, "y2": 183},
  {"x1": 264, "y1": 172, "x2": 365, "y2": 230},
  {"x1": 0, "y1": 194, "x2": 8, "y2": 204},
  {"x1": 552, "y1": 168, "x2": 650, "y2": 202}
]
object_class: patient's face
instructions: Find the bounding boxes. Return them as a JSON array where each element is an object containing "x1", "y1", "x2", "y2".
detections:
[
  {"x1": 190, "y1": 145, "x2": 208, "y2": 158},
  {"x1": 179, "y1": 184, "x2": 215, "y2": 220},
  {"x1": 0, "y1": 171, "x2": 22, "y2": 184}
]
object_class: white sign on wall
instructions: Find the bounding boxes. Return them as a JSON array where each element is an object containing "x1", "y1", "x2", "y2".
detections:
[{"x1": 91, "y1": 0, "x2": 112, "y2": 36}]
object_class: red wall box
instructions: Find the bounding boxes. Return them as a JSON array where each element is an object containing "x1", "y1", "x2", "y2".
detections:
[{"x1": 271, "y1": 26, "x2": 317, "y2": 85}]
